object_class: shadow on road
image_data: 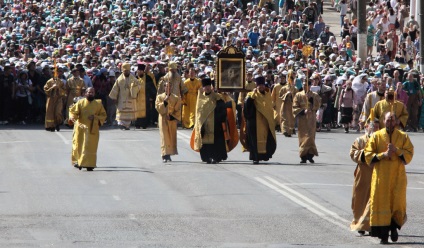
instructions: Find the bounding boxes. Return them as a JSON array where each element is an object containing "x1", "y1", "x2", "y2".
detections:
[{"x1": 94, "y1": 167, "x2": 154, "y2": 173}]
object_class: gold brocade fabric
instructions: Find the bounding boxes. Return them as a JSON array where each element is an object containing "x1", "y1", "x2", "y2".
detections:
[
  {"x1": 65, "y1": 76, "x2": 85, "y2": 119},
  {"x1": 156, "y1": 93, "x2": 182, "y2": 156},
  {"x1": 69, "y1": 99, "x2": 106, "y2": 168},
  {"x1": 193, "y1": 91, "x2": 222, "y2": 151},
  {"x1": 349, "y1": 134, "x2": 373, "y2": 232},
  {"x1": 293, "y1": 91, "x2": 321, "y2": 157},
  {"x1": 157, "y1": 72, "x2": 187, "y2": 97},
  {"x1": 373, "y1": 100, "x2": 408, "y2": 129},
  {"x1": 135, "y1": 75, "x2": 146, "y2": 118},
  {"x1": 271, "y1": 84, "x2": 284, "y2": 124},
  {"x1": 246, "y1": 90, "x2": 276, "y2": 152},
  {"x1": 279, "y1": 84, "x2": 298, "y2": 135},
  {"x1": 182, "y1": 78, "x2": 202, "y2": 128},
  {"x1": 364, "y1": 128, "x2": 414, "y2": 228},
  {"x1": 237, "y1": 81, "x2": 256, "y2": 105},
  {"x1": 44, "y1": 78, "x2": 66, "y2": 128},
  {"x1": 109, "y1": 74, "x2": 140, "y2": 121}
]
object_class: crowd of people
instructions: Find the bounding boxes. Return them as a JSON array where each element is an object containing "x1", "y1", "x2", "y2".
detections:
[{"x1": 0, "y1": 0, "x2": 420, "y2": 244}]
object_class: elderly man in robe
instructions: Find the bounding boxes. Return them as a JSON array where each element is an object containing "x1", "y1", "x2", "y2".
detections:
[
  {"x1": 69, "y1": 87, "x2": 107, "y2": 171},
  {"x1": 279, "y1": 70, "x2": 298, "y2": 137},
  {"x1": 244, "y1": 76, "x2": 276, "y2": 164},
  {"x1": 135, "y1": 63, "x2": 157, "y2": 129},
  {"x1": 109, "y1": 63, "x2": 140, "y2": 130},
  {"x1": 157, "y1": 61, "x2": 188, "y2": 97},
  {"x1": 359, "y1": 79, "x2": 386, "y2": 129},
  {"x1": 65, "y1": 68, "x2": 85, "y2": 126},
  {"x1": 44, "y1": 67, "x2": 66, "y2": 132},
  {"x1": 156, "y1": 82, "x2": 182, "y2": 163},
  {"x1": 293, "y1": 79, "x2": 321, "y2": 163},
  {"x1": 349, "y1": 112, "x2": 380, "y2": 235},
  {"x1": 191, "y1": 78, "x2": 227, "y2": 164},
  {"x1": 373, "y1": 86, "x2": 408, "y2": 130},
  {"x1": 364, "y1": 112, "x2": 414, "y2": 244}
]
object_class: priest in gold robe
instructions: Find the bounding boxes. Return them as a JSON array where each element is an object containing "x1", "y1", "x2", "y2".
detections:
[
  {"x1": 135, "y1": 63, "x2": 157, "y2": 129},
  {"x1": 279, "y1": 70, "x2": 298, "y2": 137},
  {"x1": 156, "y1": 81, "x2": 182, "y2": 163},
  {"x1": 271, "y1": 73, "x2": 286, "y2": 132},
  {"x1": 69, "y1": 87, "x2": 107, "y2": 171},
  {"x1": 182, "y1": 68, "x2": 202, "y2": 129},
  {"x1": 349, "y1": 112, "x2": 380, "y2": 235},
  {"x1": 65, "y1": 68, "x2": 85, "y2": 125},
  {"x1": 237, "y1": 69, "x2": 256, "y2": 152},
  {"x1": 157, "y1": 61, "x2": 188, "y2": 97},
  {"x1": 364, "y1": 112, "x2": 414, "y2": 244},
  {"x1": 244, "y1": 76, "x2": 276, "y2": 164},
  {"x1": 109, "y1": 63, "x2": 140, "y2": 130},
  {"x1": 192, "y1": 78, "x2": 227, "y2": 164},
  {"x1": 44, "y1": 67, "x2": 66, "y2": 132},
  {"x1": 373, "y1": 86, "x2": 408, "y2": 130},
  {"x1": 293, "y1": 79, "x2": 321, "y2": 163}
]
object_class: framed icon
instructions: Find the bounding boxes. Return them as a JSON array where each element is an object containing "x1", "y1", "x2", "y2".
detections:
[{"x1": 216, "y1": 45, "x2": 246, "y2": 91}]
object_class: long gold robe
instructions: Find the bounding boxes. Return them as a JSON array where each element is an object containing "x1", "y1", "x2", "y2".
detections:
[
  {"x1": 69, "y1": 99, "x2": 107, "y2": 168},
  {"x1": 135, "y1": 76, "x2": 146, "y2": 119},
  {"x1": 108, "y1": 74, "x2": 140, "y2": 122},
  {"x1": 238, "y1": 81, "x2": 256, "y2": 152},
  {"x1": 364, "y1": 128, "x2": 413, "y2": 229},
  {"x1": 156, "y1": 93, "x2": 182, "y2": 156},
  {"x1": 65, "y1": 76, "x2": 85, "y2": 120},
  {"x1": 373, "y1": 99, "x2": 408, "y2": 129},
  {"x1": 157, "y1": 72, "x2": 188, "y2": 97},
  {"x1": 245, "y1": 90, "x2": 276, "y2": 156},
  {"x1": 279, "y1": 84, "x2": 298, "y2": 135},
  {"x1": 271, "y1": 84, "x2": 284, "y2": 125},
  {"x1": 182, "y1": 78, "x2": 201, "y2": 128},
  {"x1": 44, "y1": 78, "x2": 66, "y2": 129},
  {"x1": 359, "y1": 91, "x2": 385, "y2": 124},
  {"x1": 350, "y1": 134, "x2": 373, "y2": 232},
  {"x1": 293, "y1": 91, "x2": 321, "y2": 158}
]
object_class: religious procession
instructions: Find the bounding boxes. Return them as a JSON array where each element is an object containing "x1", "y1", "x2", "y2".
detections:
[{"x1": 0, "y1": 0, "x2": 421, "y2": 245}]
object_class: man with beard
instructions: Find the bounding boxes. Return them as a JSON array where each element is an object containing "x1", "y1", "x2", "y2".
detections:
[
  {"x1": 293, "y1": 79, "x2": 321, "y2": 163},
  {"x1": 109, "y1": 63, "x2": 140, "y2": 130},
  {"x1": 156, "y1": 82, "x2": 182, "y2": 163},
  {"x1": 359, "y1": 79, "x2": 386, "y2": 128},
  {"x1": 182, "y1": 68, "x2": 202, "y2": 129},
  {"x1": 271, "y1": 72, "x2": 287, "y2": 132},
  {"x1": 244, "y1": 76, "x2": 276, "y2": 164},
  {"x1": 157, "y1": 61, "x2": 187, "y2": 98},
  {"x1": 69, "y1": 87, "x2": 107, "y2": 171},
  {"x1": 65, "y1": 68, "x2": 85, "y2": 126},
  {"x1": 364, "y1": 112, "x2": 414, "y2": 244},
  {"x1": 135, "y1": 63, "x2": 157, "y2": 129},
  {"x1": 350, "y1": 112, "x2": 380, "y2": 235},
  {"x1": 44, "y1": 67, "x2": 66, "y2": 132},
  {"x1": 191, "y1": 78, "x2": 227, "y2": 164},
  {"x1": 373, "y1": 86, "x2": 408, "y2": 130},
  {"x1": 279, "y1": 69, "x2": 298, "y2": 137}
]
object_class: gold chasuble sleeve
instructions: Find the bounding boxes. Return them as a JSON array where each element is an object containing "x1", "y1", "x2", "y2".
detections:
[
  {"x1": 373, "y1": 100, "x2": 408, "y2": 129},
  {"x1": 364, "y1": 128, "x2": 413, "y2": 228}
]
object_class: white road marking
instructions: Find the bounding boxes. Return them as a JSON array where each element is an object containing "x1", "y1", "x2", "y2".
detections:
[
  {"x1": 418, "y1": 181, "x2": 424, "y2": 185},
  {"x1": 55, "y1": 132, "x2": 70, "y2": 145},
  {"x1": 264, "y1": 176, "x2": 350, "y2": 224},
  {"x1": 113, "y1": 195, "x2": 121, "y2": 201},
  {"x1": 128, "y1": 214, "x2": 136, "y2": 220},
  {"x1": 99, "y1": 180, "x2": 107, "y2": 185},
  {"x1": 255, "y1": 177, "x2": 348, "y2": 229}
]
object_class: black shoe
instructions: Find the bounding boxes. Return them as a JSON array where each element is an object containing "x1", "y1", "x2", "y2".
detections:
[
  {"x1": 210, "y1": 159, "x2": 217, "y2": 164},
  {"x1": 283, "y1": 132, "x2": 291, "y2": 137},
  {"x1": 50, "y1": 128, "x2": 55, "y2": 132},
  {"x1": 358, "y1": 231, "x2": 365, "y2": 236},
  {"x1": 253, "y1": 160, "x2": 259, "y2": 164},
  {"x1": 135, "y1": 126, "x2": 141, "y2": 129},
  {"x1": 345, "y1": 127, "x2": 349, "y2": 133},
  {"x1": 206, "y1": 159, "x2": 212, "y2": 164},
  {"x1": 308, "y1": 158, "x2": 315, "y2": 163},
  {"x1": 125, "y1": 127, "x2": 130, "y2": 130},
  {"x1": 300, "y1": 160, "x2": 307, "y2": 163},
  {"x1": 55, "y1": 125, "x2": 60, "y2": 131},
  {"x1": 390, "y1": 227, "x2": 398, "y2": 242},
  {"x1": 163, "y1": 159, "x2": 168, "y2": 163},
  {"x1": 380, "y1": 237, "x2": 389, "y2": 244},
  {"x1": 87, "y1": 168, "x2": 94, "y2": 171},
  {"x1": 118, "y1": 125, "x2": 126, "y2": 130},
  {"x1": 167, "y1": 156, "x2": 172, "y2": 162},
  {"x1": 292, "y1": 129, "x2": 296, "y2": 135},
  {"x1": 73, "y1": 163, "x2": 79, "y2": 168}
]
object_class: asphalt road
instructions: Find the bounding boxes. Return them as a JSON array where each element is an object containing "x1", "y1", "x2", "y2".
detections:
[{"x1": 0, "y1": 122, "x2": 423, "y2": 247}]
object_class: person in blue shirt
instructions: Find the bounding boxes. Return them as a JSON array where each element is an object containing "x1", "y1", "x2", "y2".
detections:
[{"x1": 248, "y1": 26, "x2": 260, "y2": 48}]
